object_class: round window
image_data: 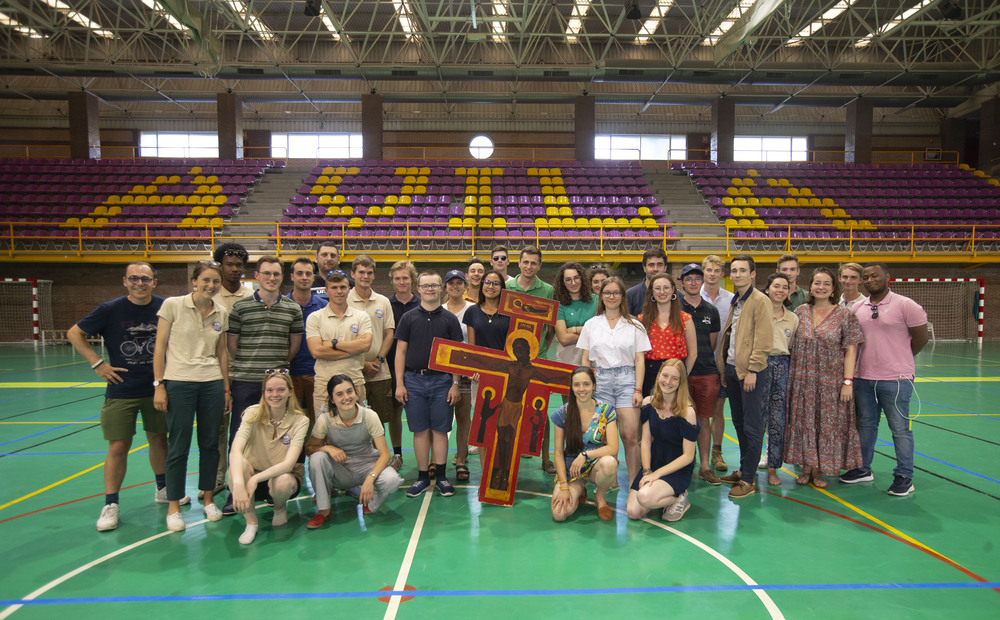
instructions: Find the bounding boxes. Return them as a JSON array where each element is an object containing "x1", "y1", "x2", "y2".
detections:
[{"x1": 469, "y1": 135, "x2": 495, "y2": 159}]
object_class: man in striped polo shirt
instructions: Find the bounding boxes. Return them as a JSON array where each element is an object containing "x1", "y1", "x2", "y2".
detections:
[{"x1": 222, "y1": 256, "x2": 305, "y2": 515}]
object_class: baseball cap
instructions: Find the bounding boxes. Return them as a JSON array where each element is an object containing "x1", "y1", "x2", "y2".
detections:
[
  {"x1": 444, "y1": 269, "x2": 467, "y2": 283},
  {"x1": 680, "y1": 263, "x2": 704, "y2": 278}
]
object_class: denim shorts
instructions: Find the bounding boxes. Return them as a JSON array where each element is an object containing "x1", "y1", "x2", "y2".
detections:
[
  {"x1": 403, "y1": 371, "x2": 454, "y2": 433},
  {"x1": 594, "y1": 365, "x2": 637, "y2": 409}
]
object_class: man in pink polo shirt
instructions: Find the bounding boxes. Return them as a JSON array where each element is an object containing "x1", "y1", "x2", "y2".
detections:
[{"x1": 841, "y1": 262, "x2": 928, "y2": 496}]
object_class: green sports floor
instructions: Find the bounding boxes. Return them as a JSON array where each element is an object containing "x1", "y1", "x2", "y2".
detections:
[{"x1": 1, "y1": 342, "x2": 997, "y2": 619}]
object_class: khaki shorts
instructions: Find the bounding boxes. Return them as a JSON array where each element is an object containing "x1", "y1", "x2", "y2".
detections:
[
  {"x1": 364, "y1": 378, "x2": 394, "y2": 423},
  {"x1": 100, "y1": 396, "x2": 167, "y2": 441}
]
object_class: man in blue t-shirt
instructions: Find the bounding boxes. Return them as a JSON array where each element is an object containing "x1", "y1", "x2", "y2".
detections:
[
  {"x1": 287, "y1": 257, "x2": 328, "y2": 423},
  {"x1": 67, "y1": 261, "x2": 188, "y2": 532}
]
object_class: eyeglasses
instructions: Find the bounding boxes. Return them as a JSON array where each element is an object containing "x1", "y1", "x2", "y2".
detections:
[
  {"x1": 222, "y1": 248, "x2": 247, "y2": 258},
  {"x1": 418, "y1": 283, "x2": 442, "y2": 290},
  {"x1": 264, "y1": 368, "x2": 290, "y2": 376},
  {"x1": 482, "y1": 280, "x2": 503, "y2": 288},
  {"x1": 870, "y1": 305, "x2": 879, "y2": 319},
  {"x1": 492, "y1": 255, "x2": 508, "y2": 261},
  {"x1": 602, "y1": 290, "x2": 622, "y2": 298},
  {"x1": 197, "y1": 260, "x2": 221, "y2": 267},
  {"x1": 563, "y1": 275, "x2": 581, "y2": 283},
  {"x1": 126, "y1": 275, "x2": 154, "y2": 284}
]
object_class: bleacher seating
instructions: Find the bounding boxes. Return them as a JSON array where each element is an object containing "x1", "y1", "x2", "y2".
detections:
[
  {"x1": 686, "y1": 161, "x2": 1000, "y2": 251},
  {"x1": 276, "y1": 159, "x2": 675, "y2": 252},
  {"x1": 0, "y1": 158, "x2": 279, "y2": 252}
]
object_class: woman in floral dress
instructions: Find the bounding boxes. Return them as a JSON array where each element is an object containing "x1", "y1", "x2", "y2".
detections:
[{"x1": 783, "y1": 266, "x2": 864, "y2": 488}]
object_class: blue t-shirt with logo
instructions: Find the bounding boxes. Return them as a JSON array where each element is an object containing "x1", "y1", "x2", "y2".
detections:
[{"x1": 76, "y1": 295, "x2": 164, "y2": 399}]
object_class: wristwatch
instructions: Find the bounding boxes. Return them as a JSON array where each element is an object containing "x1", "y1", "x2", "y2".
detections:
[
  {"x1": 330, "y1": 338, "x2": 339, "y2": 350},
  {"x1": 377, "y1": 355, "x2": 386, "y2": 363},
  {"x1": 153, "y1": 380, "x2": 162, "y2": 387},
  {"x1": 843, "y1": 379, "x2": 853, "y2": 386}
]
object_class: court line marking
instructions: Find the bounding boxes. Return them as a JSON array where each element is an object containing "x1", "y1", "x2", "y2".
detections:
[
  {"x1": 0, "y1": 414, "x2": 100, "y2": 448},
  {"x1": 514, "y1": 488, "x2": 782, "y2": 619},
  {"x1": 0, "y1": 443, "x2": 149, "y2": 512},
  {"x1": 383, "y1": 490, "x2": 434, "y2": 620},
  {"x1": 1, "y1": 582, "x2": 999, "y2": 607},
  {"x1": 874, "y1": 439, "x2": 1000, "y2": 485},
  {"x1": 0, "y1": 382, "x2": 106, "y2": 389},
  {"x1": 0, "y1": 421, "x2": 101, "y2": 425}
]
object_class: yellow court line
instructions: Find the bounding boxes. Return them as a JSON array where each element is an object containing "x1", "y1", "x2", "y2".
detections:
[
  {"x1": 0, "y1": 382, "x2": 106, "y2": 388},
  {"x1": 0, "y1": 421, "x2": 100, "y2": 425},
  {"x1": 783, "y1": 470, "x2": 962, "y2": 565},
  {"x1": 0, "y1": 443, "x2": 149, "y2": 512}
]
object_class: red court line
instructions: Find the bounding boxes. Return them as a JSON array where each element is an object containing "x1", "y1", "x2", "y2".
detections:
[
  {"x1": 0, "y1": 473, "x2": 198, "y2": 524},
  {"x1": 763, "y1": 490, "x2": 999, "y2": 592}
]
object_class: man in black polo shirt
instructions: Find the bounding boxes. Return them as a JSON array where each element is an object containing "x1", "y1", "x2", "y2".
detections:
[
  {"x1": 394, "y1": 271, "x2": 464, "y2": 498},
  {"x1": 679, "y1": 263, "x2": 723, "y2": 486}
]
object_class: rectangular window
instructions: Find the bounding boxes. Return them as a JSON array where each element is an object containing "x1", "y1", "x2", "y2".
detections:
[
  {"x1": 595, "y1": 134, "x2": 687, "y2": 161},
  {"x1": 734, "y1": 135, "x2": 808, "y2": 162},
  {"x1": 272, "y1": 133, "x2": 363, "y2": 159},
  {"x1": 138, "y1": 132, "x2": 219, "y2": 158}
]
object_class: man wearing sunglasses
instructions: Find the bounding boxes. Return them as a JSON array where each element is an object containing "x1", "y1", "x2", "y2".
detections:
[
  {"x1": 223, "y1": 256, "x2": 305, "y2": 516},
  {"x1": 489, "y1": 245, "x2": 515, "y2": 282},
  {"x1": 68, "y1": 262, "x2": 179, "y2": 531},
  {"x1": 841, "y1": 262, "x2": 928, "y2": 496}
]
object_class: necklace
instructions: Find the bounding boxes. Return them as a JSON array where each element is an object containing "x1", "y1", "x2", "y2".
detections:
[{"x1": 482, "y1": 304, "x2": 499, "y2": 323}]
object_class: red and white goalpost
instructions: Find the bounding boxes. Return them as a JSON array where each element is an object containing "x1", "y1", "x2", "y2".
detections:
[
  {"x1": 0, "y1": 278, "x2": 53, "y2": 345},
  {"x1": 889, "y1": 277, "x2": 984, "y2": 345}
]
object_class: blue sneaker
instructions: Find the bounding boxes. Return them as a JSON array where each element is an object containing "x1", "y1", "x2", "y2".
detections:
[
  {"x1": 435, "y1": 477, "x2": 455, "y2": 497},
  {"x1": 406, "y1": 478, "x2": 432, "y2": 497}
]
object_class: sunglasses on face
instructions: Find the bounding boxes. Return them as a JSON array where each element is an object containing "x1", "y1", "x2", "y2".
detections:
[
  {"x1": 264, "y1": 368, "x2": 290, "y2": 376},
  {"x1": 492, "y1": 255, "x2": 508, "y2": 261}
]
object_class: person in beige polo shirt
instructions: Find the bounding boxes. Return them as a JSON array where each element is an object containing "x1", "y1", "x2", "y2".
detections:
[
  {"x1": 347, "y1": 255, "x2": 395, "y2": 428},
  {"x1": 306, "y1": 272, "x2": 373, "y2": 417}
]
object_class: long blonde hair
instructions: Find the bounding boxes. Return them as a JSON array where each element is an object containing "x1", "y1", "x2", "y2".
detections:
[
  {"x1": 595, "y1": 276, "x2": 642, "y2": 328},
  {"x1": 649, "y1": 359, "x2": 692, "y2": 417},
  {"x1": 242, "y1": 372, "x2": 306, "y2": 426}
]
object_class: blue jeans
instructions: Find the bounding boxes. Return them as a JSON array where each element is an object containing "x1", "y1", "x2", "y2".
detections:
[
  {"x1": 229, "y1": 379, "x2": 263, "y2": 448},
  {"x1": 853, "y1": 378, "x2": 914, "y2": 478},
  {"x1": 725, "y1": 364, "x2": 770, "y2": 481}
]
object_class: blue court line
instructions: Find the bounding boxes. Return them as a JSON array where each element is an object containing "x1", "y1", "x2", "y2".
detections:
[
  {"x1": 922, "y1": 377, "x2": 1000, "y2": 396},
  {"x1": 3, "y1": 582, "x2": 999, "y2": 606},
  {"x1": 0, "y1": 414, "x2": 100, "y2": 448},
  {"x1": 921, "y1": 400, "x2": 1000, "y2": 422},
  {"x1": 876, "y1": 439, "x2": 1000, "y2": 485},
  {"x1": 0, "y1": 451, "x2": 109, "y2": 456}
]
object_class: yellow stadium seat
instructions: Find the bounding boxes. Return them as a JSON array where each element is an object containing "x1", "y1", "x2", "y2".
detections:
[
  {"x1": 738, "y1": 218, "x2": 752, "y2": 229},
  {"x1": 309, "y1": 185, "x2": 323, "y2": 194},
  {"x1": 448, "y1": 217, "x2": 462, "y2": 228},
  {"x1": 155, "y1": 175, "x2": 169, "y2": 184},
  {"x1": 778, "y1": 178, "x2": 791, "y2": 187},
  {"x1": 478, "y1": 196, "x2": 491, "y2": 206},
  {"x1": 760, "y1": 197, "x2": 773, "y2": 206},
  {"x1": 558, "y1": 206, "x2": 572, "y2": 216},
  {"x1": 833, "y1": 208, "x2": 848, "y2": 218},
  {"x1": 200, "y1": 195, "x2": 214, "y2": 205},
  {"x1": 322, "y1": 167, "x2": 336, "y2": 175},
  {"x1": 731, "y1": 207, "x2": 744, "y2": 217},
  {"x1": 401, "y1": 185, "x2": 414, "y2": 195},
  {"x1": 588, "y1": 217, "x2": 602, "y2": 227},
  {"x1": 801, "y1": 187, "x2": 814, "y2": 197},
  {"x1": 190, "y1": 206, "x2": 205, "y2": 216},
  {"x1": 348, "y1": 217, "x2": 363, "y2": 228},
  {"x1": 404, "y1": 175, "x2": 416, "y2": 184},
  {"x1": 535, "y1": 218, "x2": 549, "y2": 228},
  {"x1": 120, "y1": 195, "x2": 134, "y2": 205},
  {"x1": 417, "y1": 167, "x2": 429, "y2": 176},
  {"x1": 739, "y1": 187, "x2": 752, "y2": 196},
  {"x1": 168, "y1": 175, "x2": 180, "y2": 184},
  {"x1": 722, "y1": 196, "x2": 735, "y2": 206},
  {"x1": 787, "y1": 187, "x2": 800, "y2": 197},
  {"x1": 95, "y1": 217, "x2": 109, "y2": 228},
  {"x1": 727, "y1": 187, "x2": 739, "y2": 196},
  {"x1": 479, "y1": 185, "x2": 492, "y2": 195},
  {"x1": 479, "y1": 176, "x2": 491, "y2": 185},
  {"x1": 318, "y1": 195, "x2": 332, "y2": 205},
  {"x1": 148, "y1": 195, "x2": 161, "y2": 205},
  {"x1": 734, "y1": 197, "x2": 748, "y2": 207},
  {"x1": 767, "y1": 178, "x2": 778, "y2": 187},
  {"x1": 342, "y1": 206, "x2": 354, "y2": 216},
  {"x1": 643, "y1": 218, "x2": 658, "y2": 229},
  {"x1": 808, "y1": 198, "x2": 822, "y2": 207},
  {"x1": 455, "y1": 167, "x2": 467, "y2": 176},
  {"x1": 467, "y1": 167, "x2": 479, "y2": 176},
  {"x1": 326, "y1": 206, "x2": 342, "y2": 217},
  {"x1": 541, "y1": 186, "x2": 553, "y2": 195},
  {"x1": 526, "y1": 167, "x2": 538, "y2": 176},
  {"x1": 549, "y1": 167, "x2": 562, "y2": 176},
  {"x1": 417, "y1": 175, "x2": 428, "y2": 184},
  {"x1": 724, "y1": 218, "x2": 737, "y2": 228},
  {"x1": 462, "y1": 217, "x2": 476, "y2": 227},
  {"x1": 399, "y1": 195, "x2": 412, "y2": 206},
  {"x1": 820, "y1": 208, "x2": 833, "y2": 218},
  {"x1": 193, "y1": 176, "x2": 207, "y2": 185},
  {"x1": 93, "y1": 206, "x2": 108, "y2": 216},
  {"x1": 466, "y1": 185, "x2": 479, "y2": 195},
  {"x1": 772, "y1": 197, "x2": 785, "y2": 207},
  {"x1": 744, "y1": 207, "x2": 757, "y2": 217},
  {"x1": 638, "y1": 207, "x2": 652, "y2": 216},
  {"x1": 316, "y1": 176, "x2": 330, "y2": 185},
  {"x1": 62, "y1": 217, "x2": 80, "y2": 228},
  {"x1": 821, "y1": 198, "x2": 836, "y2": 207},
  {"x1": 747, "y1": 197, "x2": 760, "y2": 207},
  {"x1": 545, "y1": 206, "x2": 559, "y2": 217},
  {"x1": 178, "y1": 217, "x2": 194, "y2": 229},
  {"x1": 209, "y1": 184, "x2": 222, "y2": 194},
  {"x1": 107, "y1": 206, "x2": 122, "y2": 217},
  {"x1": 204, "y1": 206, "x2": 219, "y2": 216},
  {"x1": 195, "y1": 217, "x2": 211, "y2": 228},
  {"x1": 491, "y1": 167, "x2": 503, "y2": 176},
  {"x1": 742, "y1": 178, "x2": 754, "y2": 186},
  {"x1": 796, "y1": 198, "x2": 810, "y2": 207},
  {"x1": 731, "y1": 178, "x2": 743, "y2": 186},
  {"x1": 210, "y1": 217, "x2": 224, "y2": 229},
  {"x1": 194, "y1": 185, "x2": 208, "y2": 194},
  {"x1": 189, "y1": 166, "x2": 202, "y2": 175},
  {"x1": 414, "y1": 186, "x2": 426, "y2": 194},
  {"x1": 105, "y1": 195, "x2": 120, "y2": 205},
  {"x1": 160, "y1": 195, "x2": 174, "y2": 205},
  {"x1": 205, "y1": 175, "x2": 218, "y2": 185},
  {"x1": 347, "y1": 167, "x2": 360, "y2": 176},
  {"x1": 463, "y1": 206, "x2": 477, "y2": 217},
  {"x1": 747, "y1": 169, "x2": 758, "y2": 177},
  {"x1": 544, "y1": 195, "x2": 557, "y2": 205},
  {"x1": 394, "y1": 167, "x2": 406, "y2": 175},
  {"x1": 478, "y1": 218, "x2": 493, "y2": 229},
  {"x1": 464, "y1": 196, "x2": 477, "y2": 206},
  {"x1": 752, "y1": 219, "x2": 767, "y2": 229},
  {"x1": 384, "y1": 195, "x2": 399, "y2": 206},
  {"x1": 973, "y1": 170, "x2": 986, "y2": 178},
  {"x1": 335, "y1": 166, "x2": 348, "y2": 175},
  {"x1": 369, "y1": 205, "x2": 382, "y2": 216},
  {"x1": 383, "y1": 206, "x2": 395, "y2": 216},
  {"x1": 494, "y1": 217, "x2": 508, "y2": 229}
]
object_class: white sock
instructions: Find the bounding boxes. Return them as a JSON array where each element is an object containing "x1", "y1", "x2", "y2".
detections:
[
  {"x1": 271, "y1": 507, "x2": 288, "y2": 527},
  {"x1": 239, "y1": 524, "x2": 258, "y2": 545}
]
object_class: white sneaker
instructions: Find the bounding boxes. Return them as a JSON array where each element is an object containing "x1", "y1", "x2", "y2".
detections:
[
  {"x1": 96, "y1": 503, "x2": 119, "y2": 531},
  {"x1": 662, "y1": 492, "x2": 691, "y2": 523},
  {"x1": 166, "y1": 511, "x2": 186, "y2": 532},
  {"x1": 468, "y1": 446, "x2": 479, "y2": 455},
  {"x1": 203, "y1": 503, "x2": 223, "y2": 522},
  {"x1": 758, "y1": 456, "x2": 767, "y2": 469},
  {"x1": 154, "y1": 487, "x2": 190, "y2": 505}
]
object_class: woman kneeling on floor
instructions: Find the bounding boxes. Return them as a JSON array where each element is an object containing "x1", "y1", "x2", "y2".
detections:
[
  {"x1": 229, "y1": 369, "x2": 309, "y2": 545},
  {"x1": 305, "y1": 374, "x2": 402, "y2": 528},
  {"x1": 551, "y1": 366, "x2": 619, "y2": 521},
  {"x1": 626, "y1": 359, "x2": 699, "y2": 523}
]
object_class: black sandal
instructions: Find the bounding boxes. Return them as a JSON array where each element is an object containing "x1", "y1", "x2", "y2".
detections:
[{"x1": 455, "y1": 464, "x2": 470, "y2": 482}]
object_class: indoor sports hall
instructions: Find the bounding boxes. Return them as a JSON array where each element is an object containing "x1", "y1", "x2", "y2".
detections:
[{"x1": 1, "y1": 1, "x2": 999, "y2": 618}]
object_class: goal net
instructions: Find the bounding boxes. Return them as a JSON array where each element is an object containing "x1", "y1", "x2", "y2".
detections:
[
  {"x1": 0, "y1": 279, "x2": 54, "y2": 344},
  {"x1": 888, "y1": 278, "x2": 983, "y2": 344}
]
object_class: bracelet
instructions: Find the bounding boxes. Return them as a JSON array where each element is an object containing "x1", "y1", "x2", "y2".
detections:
[
  {"x1": 634, "y1": 388, "x2": 642, "y2": 393},
  {"x1": 224, "y1": 390, "x2": 231, "y2": 394},
  {"x1": 91, "y1": 359, "x2": 105, "y2": 369}
]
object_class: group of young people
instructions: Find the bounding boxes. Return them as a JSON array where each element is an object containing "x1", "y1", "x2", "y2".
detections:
[{"x1": 68, "y1": 242, "x2": 927, "y2": 543}]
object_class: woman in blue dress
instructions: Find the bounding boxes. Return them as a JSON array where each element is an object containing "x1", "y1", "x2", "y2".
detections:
[
  {"x1": 551, "y1": 367, "x2": 619, "y2": 521},
  {"x1": 626, "y1": 359, "x2": 699, "y2": 523}
]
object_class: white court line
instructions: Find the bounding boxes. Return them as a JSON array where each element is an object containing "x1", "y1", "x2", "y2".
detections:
[
  {"x1": 3, "y1": 488, "x2": 781, "y2": 619},
  {"x1": 383, "y1": 490, "x2": 434, "y2": 620},
  {"x1": 512, "y1": 487, "x2": 784, "y2": 620}
]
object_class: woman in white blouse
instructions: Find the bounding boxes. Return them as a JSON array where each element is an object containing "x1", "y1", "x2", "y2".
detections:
[{"x1": 578, "y1": 276, "x2": 651, "y2": 484}]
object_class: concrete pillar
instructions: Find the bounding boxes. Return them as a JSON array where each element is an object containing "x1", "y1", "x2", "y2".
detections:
[
  {"x1": 217, "y1": 92, "x2": 244, "y2": 160},
  {"x1": 939, "y1": 118, "x2": 966, "y2": 165},
  {"x1": 845, "y1": 98, "x2": 873, "y2": 164},
  {"x1": 68, "y1": 91, "x2": 100, "y2": 159},
  {"x1": 711, "y1": 98, "x2": 735, "y2": 164},
  {"x1": 361, "y1": 93, "x2": 383, "y2": 160},
  {"x1": 979, "y1": 98, "x2": 1000, "y2": 172},
  {"x1": 574, "y1": 95, "x2": 595, "y2": 161}
]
